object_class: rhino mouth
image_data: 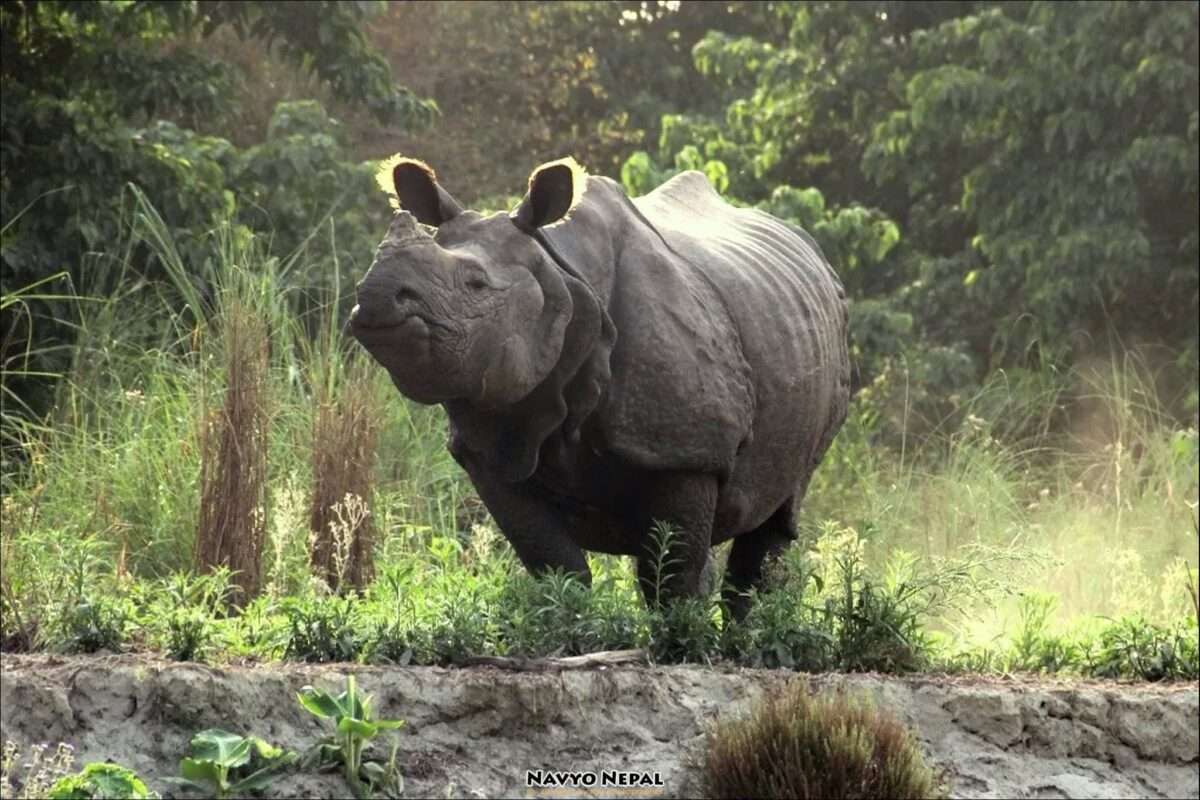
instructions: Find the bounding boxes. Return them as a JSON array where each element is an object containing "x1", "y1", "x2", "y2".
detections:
[{"x1": 349, "y1": 308, "x2": 452, "y2": 339}]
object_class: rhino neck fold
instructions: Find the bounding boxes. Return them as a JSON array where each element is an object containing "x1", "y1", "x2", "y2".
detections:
[{"x1": 445, "y1": 261, "x2": 614, "y2": 484}]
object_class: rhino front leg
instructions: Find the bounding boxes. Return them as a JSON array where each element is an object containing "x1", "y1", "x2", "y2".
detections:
[
  {"x1": 455, "y1": 452, "x2": 591, "y2": 584},
  {"x1": 633, "y1": 471, "x2": 718, "y2": 607}
]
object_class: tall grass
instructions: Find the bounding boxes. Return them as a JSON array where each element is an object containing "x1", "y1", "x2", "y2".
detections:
[
  {"x1": 195, "y1": 293, "x2": 271, "y2": 603},
  {"x1": 307, "y1": 352, "x2": 384, "y2": 593},
  {"x1": 807, "y1": 352, "x2": 1199, "y2": 636}
]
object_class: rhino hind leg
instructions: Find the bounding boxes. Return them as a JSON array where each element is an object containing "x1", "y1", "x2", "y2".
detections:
[
  {"x1": 721, "y1": 498, "x2": 797, "y2": 622},
  {"x1": 633, "y1": 472, "x2": 719, "y2": 608}
]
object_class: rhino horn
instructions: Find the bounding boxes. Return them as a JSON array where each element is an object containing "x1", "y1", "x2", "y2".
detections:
[{"x1": 383, "y1": 211, "x2": 437, "y2": 249}]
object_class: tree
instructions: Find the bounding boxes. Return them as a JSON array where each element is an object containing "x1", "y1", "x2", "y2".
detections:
[
  {"x1": 635, "y1": 2, "x2": 1198, "y2": 404},
  {"x1": 0, "y1": 0, "x2": 432, "y2": 423},
  {"x1": 364, "y1": 0, "x2": 778, "y2": 206},
  {"x1": 868, "y1": 2, "x2": 1198, "y2": 370}
]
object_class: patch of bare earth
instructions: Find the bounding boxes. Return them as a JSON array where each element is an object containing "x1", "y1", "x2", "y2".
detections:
[{"x1": 1, "y1": 654, "x2": 1196, "y2": 799}]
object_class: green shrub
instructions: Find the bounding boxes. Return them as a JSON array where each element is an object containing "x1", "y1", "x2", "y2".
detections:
[
  {"x1": 1083, "y1": 615, "x2": 1199, "y2": 682},
  {"x1": 282, "y1": 595, "x2": 365, "y2": 663},
  {"x1": 298, "y1": 674, "x2": 405, "y2": 799},
  {"x1": 702, "y1": 681, "x2": 944, "y2": 800},
  {"x1": 135, "y1": 569, "x2": 235, "y2": 662},
  {"x1": 422, "y1": 585, "x2": 495, "y2": 665},
  {"x1": 729, "y1": 590, "x2": 834, "y2": 672},
  {"x1": 50, "y1": 596, "x2": 129, "y2": 656},
  {"x1": 496, "y1": 570, "x2": 644, "y2": 657},
  {"x1": 46, "y1": 762, "x2": 152, "y2": 800},
  {"x1": 649, "y1": 597, "x2": 721, "y2": 664},
  {"x1": 170, "y1": 728, "x2": 296, "y2": 799}
]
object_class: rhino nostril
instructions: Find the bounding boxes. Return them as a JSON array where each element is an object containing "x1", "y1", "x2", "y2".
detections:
[{"x1": 394, "y1": 287, "x2": 420, "y2": 305}]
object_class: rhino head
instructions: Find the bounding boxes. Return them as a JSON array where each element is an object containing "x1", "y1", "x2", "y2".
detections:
[{"x1": 349, "y1": 158, "x2": 592, "y2": 409}]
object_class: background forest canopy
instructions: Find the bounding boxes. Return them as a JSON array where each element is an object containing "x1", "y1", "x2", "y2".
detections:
[{"x1": 2, "y1": 0, "x2": 1198, "y2": 431}]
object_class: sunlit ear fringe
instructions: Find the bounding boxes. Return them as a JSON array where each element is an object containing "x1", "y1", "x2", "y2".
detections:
[
  {"x1": 529, "y1": 156, "x2": 588, "y2": 222},
  {"x1": 375, "y1": 154, "x2": 436, "y2": 210}
]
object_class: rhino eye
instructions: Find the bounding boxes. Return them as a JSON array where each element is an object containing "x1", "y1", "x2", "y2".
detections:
[{"x1": 465, "y1": 276, "x2": 488, "y2": 291}]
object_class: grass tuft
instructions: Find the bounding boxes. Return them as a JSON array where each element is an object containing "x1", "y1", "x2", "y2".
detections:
[
  {"x1": 308, "y1": 357, "x2": 382, "y2": 594},
  {"x1": 701, "y1": 680, "x2": 944, "y2": 800},
  {"x1": 196, "y1": 295, "x2": 271, "y2": 605}
]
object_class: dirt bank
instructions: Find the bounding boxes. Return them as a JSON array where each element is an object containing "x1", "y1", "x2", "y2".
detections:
[{"x1": 1, "y1": 654, "x2": 1196, "y2": 799}]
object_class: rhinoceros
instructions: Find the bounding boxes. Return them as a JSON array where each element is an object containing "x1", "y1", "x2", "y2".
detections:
[{"x1": 349, "y1": 157, "x2": 849, "y2": 618}]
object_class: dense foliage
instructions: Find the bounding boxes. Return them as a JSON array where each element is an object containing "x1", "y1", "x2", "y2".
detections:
[
  {"x1": 624, "y1": 1, "x2": 1198, "y2": 404},
  {"x1": 0, "y1": 1, "x2": 1196, "y2": 683},
  {"x1": 4, "y1": 0, "x2": 1197, "y2": 425},
  {"x1": 1, "y1": 0, "x2": 427, "y2": 420}
]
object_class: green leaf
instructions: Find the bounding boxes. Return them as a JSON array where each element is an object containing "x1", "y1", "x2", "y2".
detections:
[
  {"x1": 338, "y1": 716, "x2": 379, "y2": 739},
  {"x1": 180, "y1": 757, "x2": 225, "y2": 788},
  {"x1": 373, "y1": 719, "x2": 406, "y2": 731},
  {"x1": 250, "y1": 736, "x2": 286, "y2": 761},
  {"x1": 46, "y1": 777, "x2": 93, "y2": 800},
  {"x1": 361, "y1": 761, "x2": 387, "y2": 781},
  {"x1": 190, "y1": 729, "x2": 254, "y2": 769},
  {"x1": 301, "y1": 741, "x2": 344, "y2": 772},
  {"x1": 298, "y1": 687, "x2": 343, "y2": 718},
  {"x1": 228, "y1": 753, "x2": 299, "y2": 794},
  {"x1": 48, "y1": 764, "x2": 152, "y2": 800},
  {"x1": 160, "y1": 777, "x2": 213, "y2": 794}
]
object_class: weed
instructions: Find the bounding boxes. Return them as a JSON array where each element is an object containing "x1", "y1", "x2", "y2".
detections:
[
  {"x1": 226, "y1": 595, "x2": 289, "y2": 660},
  {"x1": 135, "y1": 569, "x2": 235, "y2": 662},
  {"x1": 265, "y1": 475, "x2": 310, "y2": 600},
  {"x1": 322, "y1": 493, "x2": 373, "y2": 594},
  {"x1": 196, "y1": 286, "x2": 272, "y2": 605},
  {"x1": 1084, "y1": 615, "x2": 1198, "y2": 681},
  {"x1": 45, "y1": 762, "x2": 153, "y2": 799},
  {"x1": 701, "y1": 680, "x2": 944, "y2": 799},
  {"x1": 649, "y1": 597, "x2": 721, "y2": 664},
  {"x1": 497, "y1": 570, "x2": 643, "y2": 657},
  {"x1": 308, "y1": 356, "x2": 382, "y2": 594},
  {"x1": 282, "y1": 595, "x2": 365, "y2": 663},
  {"x1": 51, "y1": 596, "x2": 129, "y2": 655},
  {"x1": 298, "y1": 674, "x2": 405, "y2": 799},
  {"x1": 731, "y1": 590, "x2": 834, "y2": 672},
  {"x1": 169, "y1": 729, "x2": 296, "y2": 799},
  {"x1": 640, "y1": 520, "x2": 685, "y2": 610},
  {"x1": 363, "y1": 616, "x2": 419, "y2": 666},
  {"x1": 424, "y1": 585, "x2": 494, "y2": 665},
  {"x1": 1, "y1": 741, "x2": 76, "y2": 800},
  {"x1": 813, "y1": 525, "x2": 926, "y2": 672}
]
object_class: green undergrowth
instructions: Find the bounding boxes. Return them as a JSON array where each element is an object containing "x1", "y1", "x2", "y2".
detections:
[{"x1": 1, "y1": 517, "x2": 1195, "y2": 681}]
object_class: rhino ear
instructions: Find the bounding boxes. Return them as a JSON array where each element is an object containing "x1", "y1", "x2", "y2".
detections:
[
  {"x1": 377, "y1": 156, "x2": 463, "y2": 226},
  {"x1": 512, "y1": 157, "x2": 586, "y2": 230}
]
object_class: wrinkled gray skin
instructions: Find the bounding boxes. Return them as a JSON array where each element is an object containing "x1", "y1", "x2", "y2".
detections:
[{"x1": 350, "y1": 159, "x2": 849, "y2": 619}]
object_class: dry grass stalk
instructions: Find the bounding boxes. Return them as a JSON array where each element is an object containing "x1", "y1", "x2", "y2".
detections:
[
  {"x1": 1, "y1": 741, "x2": 76, "y2": 799},
  {"x1": 195, "y1": 300, "x2": 270, "y2": 605},
  {"x1": 308, "y1": 358, "x2": 381, "y2": 593},
  {"x1": 1188, "y1": 515, "x2": 1200, "y2": 622}
]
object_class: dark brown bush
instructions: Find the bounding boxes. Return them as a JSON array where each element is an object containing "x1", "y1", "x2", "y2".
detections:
[
  {"x1": 308, "y1": 356, "x2": 382, "y2": 593},
  {"x1": 195, "y1": 300, "x2": 270, "y2": 605},
  {"x1": 702, "y1": 680, "x2": 944, "y2": 800}
]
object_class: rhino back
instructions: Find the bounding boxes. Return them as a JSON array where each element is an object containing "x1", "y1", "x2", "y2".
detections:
[{"x1": 632, "y1": 172, "x2": 850, "y2": 535}]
